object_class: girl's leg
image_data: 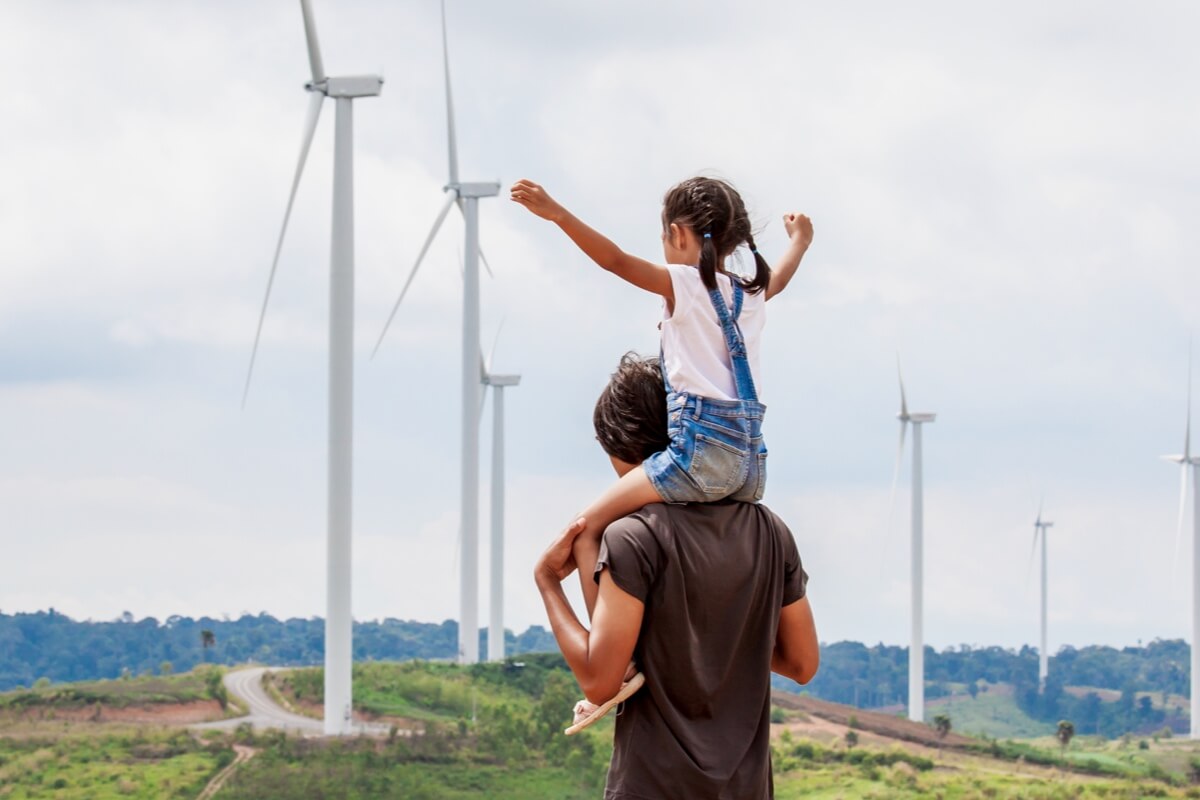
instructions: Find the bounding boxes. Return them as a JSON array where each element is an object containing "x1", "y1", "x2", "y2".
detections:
[{"x1": 572, "y1": 465, "x2": 662, "y2": 618}]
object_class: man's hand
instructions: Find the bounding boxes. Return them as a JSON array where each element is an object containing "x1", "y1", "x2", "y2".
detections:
[
  {"x1": 534, "y1": 516, "x2": 588, "y2": 587},
  {"x1": 783, "y1": 213, "x2": 814, "y2": 249},
  {"x1": 511, "y1": 179, "x2": 565, "y2": 222}
]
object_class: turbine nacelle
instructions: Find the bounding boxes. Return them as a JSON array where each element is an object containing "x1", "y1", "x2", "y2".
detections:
[
  {"x1": 306, "y1": 75, "x2": 384, "y2": 98},
  {"x1": 448, "y1": 181, "x2": 501, "y2": 199},
  {"x1": 485, "y1": 373, "x2": 521, "y2": 388}
]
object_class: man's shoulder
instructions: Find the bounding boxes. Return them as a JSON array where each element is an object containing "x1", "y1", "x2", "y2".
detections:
[{"x1": 607, "y1": 501, "x2": 787, "y2": 540}]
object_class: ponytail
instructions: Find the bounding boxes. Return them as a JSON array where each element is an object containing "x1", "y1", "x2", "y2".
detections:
[
  {"x1": 699, "y1": 231, "x2": 720, "y2": 291},
  {"x1": 741, "y1": 234, "x2": 772, "y2": 295}
]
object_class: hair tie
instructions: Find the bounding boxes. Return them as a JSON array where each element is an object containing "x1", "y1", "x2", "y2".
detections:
[
  {"x1": 750, "y1": 247, "x2": 758, "y2": 253},
  {"x1": 703, "y1": 232, "x2": 712, "y2": 239}
]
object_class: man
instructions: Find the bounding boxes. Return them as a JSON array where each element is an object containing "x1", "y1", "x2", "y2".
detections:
[{"x1": 535, "y1": 354, "x2": 819, "y2": 799}]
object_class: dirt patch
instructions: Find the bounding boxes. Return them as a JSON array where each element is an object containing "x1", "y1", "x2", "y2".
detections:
[
  {"x1": 16, "y1": 700, "x2": 226, "y2": 725},
  {"x1": 772, "y1": 692, "x2": 975, "y2": 749}
]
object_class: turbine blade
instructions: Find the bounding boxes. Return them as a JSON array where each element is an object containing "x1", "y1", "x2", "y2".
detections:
[
  {"x1": 479, "y1": 245, "x2": 495, "y2": 279},
  {"x1": 1173, "y1": 464, "x2": 1189, "y2": 572},
  {"x1": 1027, "y1": 526, "x2": 1040, "y2": 586},
  {"x1": 242, "y1": 92, "x2": 324, "y2": 407},
  {"x1": 487, "y1": 318, "x2": 506, "y2": 374},
  {"x1": 441, "y1": 0, "x2": 459, "y2": 186},
  {"x1": 896, "y1": 353, "x2": 908, "y2": 418},
  {"x1": 299, "y1": 0, "x2": 326, "y2": 84},
  {"x1": 451, "y1": 202, "x2": 493, "y2": 278},
  {"x1": 1185, "y1": 339, "x2": 1193, "y2": 461},
  {"x1": 886, "y1": 421, "x2": 907, "y2": 535},
  {"x1": 371, "y1": 191, "x2": 456, "y2": 358}
]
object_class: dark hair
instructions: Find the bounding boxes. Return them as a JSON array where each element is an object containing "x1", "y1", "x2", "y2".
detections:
[
  {"x1": 661, "y1": 176, "x2": 771, "y2": 295},
  {"x1": 593, "y1": 353, "x2": 670, "y2": 465}
]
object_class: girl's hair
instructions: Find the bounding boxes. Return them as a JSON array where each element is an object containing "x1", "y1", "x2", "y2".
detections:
[{"x1": 661, "y1": 177, "x2": 771, "y2": 294}]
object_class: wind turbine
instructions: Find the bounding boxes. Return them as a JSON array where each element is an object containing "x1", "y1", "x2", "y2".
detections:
[
  {"x1": 1163, "y1": 347, "x2": 1199, "y2": 738},
  {"x1": 1029, "y1": 504, "x2": 1054, "y2": 692},
  {"x1": 372, "y1": 0, "x2": 499, "y2": 665},
  {"x1": 481, "y1": 343, "x2": 519, "y2": 663},
  {"x1": 242, "y1": 0, "x2": 381, "y2": 735},
  {"x1": 888, "y1": 358, "x2": 936, "y2": 723}
]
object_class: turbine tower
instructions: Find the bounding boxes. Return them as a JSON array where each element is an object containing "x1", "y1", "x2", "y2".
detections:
[
  {"x1": 373, "y1": 0, "x2": 498, "y2": 664},
  {"x1": 888, "y1": 358, "x2": 936, "y2": 723},
  {"x1": 1030, "y1": 506, "x2": 1053, "y2": 692},
  {"x1": 242, "y1": 0, "x2": 381, "y2": 735},
  {"x1": 482, "y1": 357, "x2": 520, "y2": 662},
  {"x1": 1163, "y1": 347, "x2": 1199, "y2": 738}
]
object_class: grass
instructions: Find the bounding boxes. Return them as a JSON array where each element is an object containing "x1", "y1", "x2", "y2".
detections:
[
  {"x1": 0, "y1": 728, "x2": 229, "y2": 799},
  {"x1": 0, "y1": 668, "x2": 221, "y2": 711},
  {"x1": 928, "y1": 689, "x2": 1057, "y2": 739}
]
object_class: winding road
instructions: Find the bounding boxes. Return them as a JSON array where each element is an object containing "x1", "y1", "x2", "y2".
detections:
[{"x1": 193, "y1": 667, "x2": 389, "y2": 736}]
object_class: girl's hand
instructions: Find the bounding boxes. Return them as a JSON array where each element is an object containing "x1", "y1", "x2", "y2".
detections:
[
  {"x1": 783, "y1": 213, "x2": 814, "y2": 248},
  {"x1": 511, "y1": 179, "x2": 565, "y2": 222}
]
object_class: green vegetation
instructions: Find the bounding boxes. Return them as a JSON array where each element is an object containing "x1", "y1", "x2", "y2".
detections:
[
  {"x1": 0, "y1": 667, "x2": 222, "y2": 712},
  {"x1": 0, "y1": 610, "x2": 558, "y2": 691},
  {"x1": 0, "y1": 728, "x2": 228, "y2": 799},
  {"x1": 929, "y1": 685, "x2": 1056, "y2": 739},
  {"x1": 6, "y1": 659, "x2": 1200, "y2": 798}
]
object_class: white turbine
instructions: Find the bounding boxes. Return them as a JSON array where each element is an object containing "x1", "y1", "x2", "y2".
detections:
[
  {"x1": 481, "y1": 339, "x2": 519, "y2": 663},
  {"x1": 242, "y1": 0, "x2": 380, "y2": 736},
  {"x1": 1163, "y1": 346, "x2": 1199, "y2": 738},
  {"x1": 373, "y1": 0, "x2": 498, "y2": 665},
  {"x1": 1029, "y1": 503, "x2": 1054, "y2": 692},
  {"x1": 888, "y1": 357, "x2": 936, "y2": 723}
]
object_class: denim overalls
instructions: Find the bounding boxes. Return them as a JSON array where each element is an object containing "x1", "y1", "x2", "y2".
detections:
[{"x1": 644, "y1": 281, "x2": 767, "y2": 504}]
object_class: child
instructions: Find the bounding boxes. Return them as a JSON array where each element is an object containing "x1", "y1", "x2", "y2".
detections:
[{"x1": 511, "y1": 176, "x2": 814, "y2": 731}]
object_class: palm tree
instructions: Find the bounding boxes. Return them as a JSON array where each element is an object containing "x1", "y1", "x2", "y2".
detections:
[
  {"x1": 200, "y1": 629, "x2": 215, "y2": 662},
  {"x1": 1056, "y1": 720, "x2": 1075, "y2": 755}
]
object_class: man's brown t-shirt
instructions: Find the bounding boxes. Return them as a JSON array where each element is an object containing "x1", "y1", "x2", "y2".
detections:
[{"x1": 595, "y1": 501, "x2": 808, "y2": 800}]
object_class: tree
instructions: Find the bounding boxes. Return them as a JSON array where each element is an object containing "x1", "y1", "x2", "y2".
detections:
[
  {"x1": 967, "y1": 681, "x2": 979, "y2": 700},
  {"x1": 159, "y1": 661, "x2": 173, "y2": 676},
  {"x1": 844, "y1": 730, "x2": 859, "y2": 749},
  {"x1": 933, "y1": 713, "x2": 952, "y2": 741},
  {"x1": 1056, "y1": 720, "x2": 1075, "y2": 754},
  {"x1": 201, "y1": 629, "x2": 215, "y2": 661}
]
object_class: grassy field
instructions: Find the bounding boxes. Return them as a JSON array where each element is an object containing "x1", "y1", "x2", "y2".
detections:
[
  {"x1": 5, "y1": 660, "x2": 1200, "y2": 798},
  {"x1": 0, "y1": 728, "x2": 229, "y2": 799},
  {"x1": 927, "y1": 686, "x2": 1057, "y2": 739}
]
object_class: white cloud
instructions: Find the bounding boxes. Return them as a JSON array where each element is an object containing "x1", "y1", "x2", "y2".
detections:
[{"x1": 1, "y1": 0, "x2": 1198, "y2": 654}]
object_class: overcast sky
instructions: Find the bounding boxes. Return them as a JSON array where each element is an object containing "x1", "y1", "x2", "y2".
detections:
[{"x1": 2, "y1": 1, "x2": 1198, "y2": 654}]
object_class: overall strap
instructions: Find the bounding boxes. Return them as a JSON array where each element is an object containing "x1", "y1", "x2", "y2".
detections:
[{"x1": 706, "y1": 281, "x2": 758, "y2": 403}]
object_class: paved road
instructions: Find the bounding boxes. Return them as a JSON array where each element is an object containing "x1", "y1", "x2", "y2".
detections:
[
  {"x1": 193, "y1": 667, "x2": 390, "y2": 736},
  {"x1": 193, "y1": 667, "x2": 322, "y2": 734}
]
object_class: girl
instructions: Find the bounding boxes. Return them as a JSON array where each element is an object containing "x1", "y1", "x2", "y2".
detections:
[{"x1": 511, "y1": 176, "x2": 813, "y2": 731}]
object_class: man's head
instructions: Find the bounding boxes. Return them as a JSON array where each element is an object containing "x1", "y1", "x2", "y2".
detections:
[{"x1": 593, "y1": 353, "x2": 670, "y2": 473}]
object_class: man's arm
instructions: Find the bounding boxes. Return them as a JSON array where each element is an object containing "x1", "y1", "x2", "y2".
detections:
[
  {"x1": 772, "y1": 596, "x2": 819, "y2": 684},
  {"x1": 535, "y1": 519, "x2": 644, "y2": 703}
]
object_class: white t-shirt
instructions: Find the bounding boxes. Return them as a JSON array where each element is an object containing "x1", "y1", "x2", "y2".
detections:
[{"x1": 660, "y1": 263, "x2": 765, "y2": 402}]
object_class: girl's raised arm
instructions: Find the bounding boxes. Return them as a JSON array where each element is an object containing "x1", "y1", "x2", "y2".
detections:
[
  {"x1": 766, "y1": 212, "x2": 814, "y2": 301},
  {"x1": 511, "y1": 179, "x2": 673, "y2": 302}
]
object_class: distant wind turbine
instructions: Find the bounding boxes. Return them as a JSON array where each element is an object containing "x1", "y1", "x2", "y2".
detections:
[
  {"x1": 888, "y1": 357, "x2": 936, "y2": 723},
  {"x1": 240, "y1": 0, "x2": 381, "y2": 736},
  {"x1": 1029, "y1": 502, "x2": 1054, "y2": 692},
  {"x1": 481, "y1": 337, "x2": 519, "y2": 663},
  {"x1": 1163, "y1": 345, "x2": 1199, "y2": 738},
  {"x1": 372, "y1": 0, "x2": 499, "y2": 665}
]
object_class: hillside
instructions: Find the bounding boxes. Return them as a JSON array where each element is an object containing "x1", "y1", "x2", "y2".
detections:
[{"x1": 3, "y1": 660, "x2": 1200, "y2": 798}]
